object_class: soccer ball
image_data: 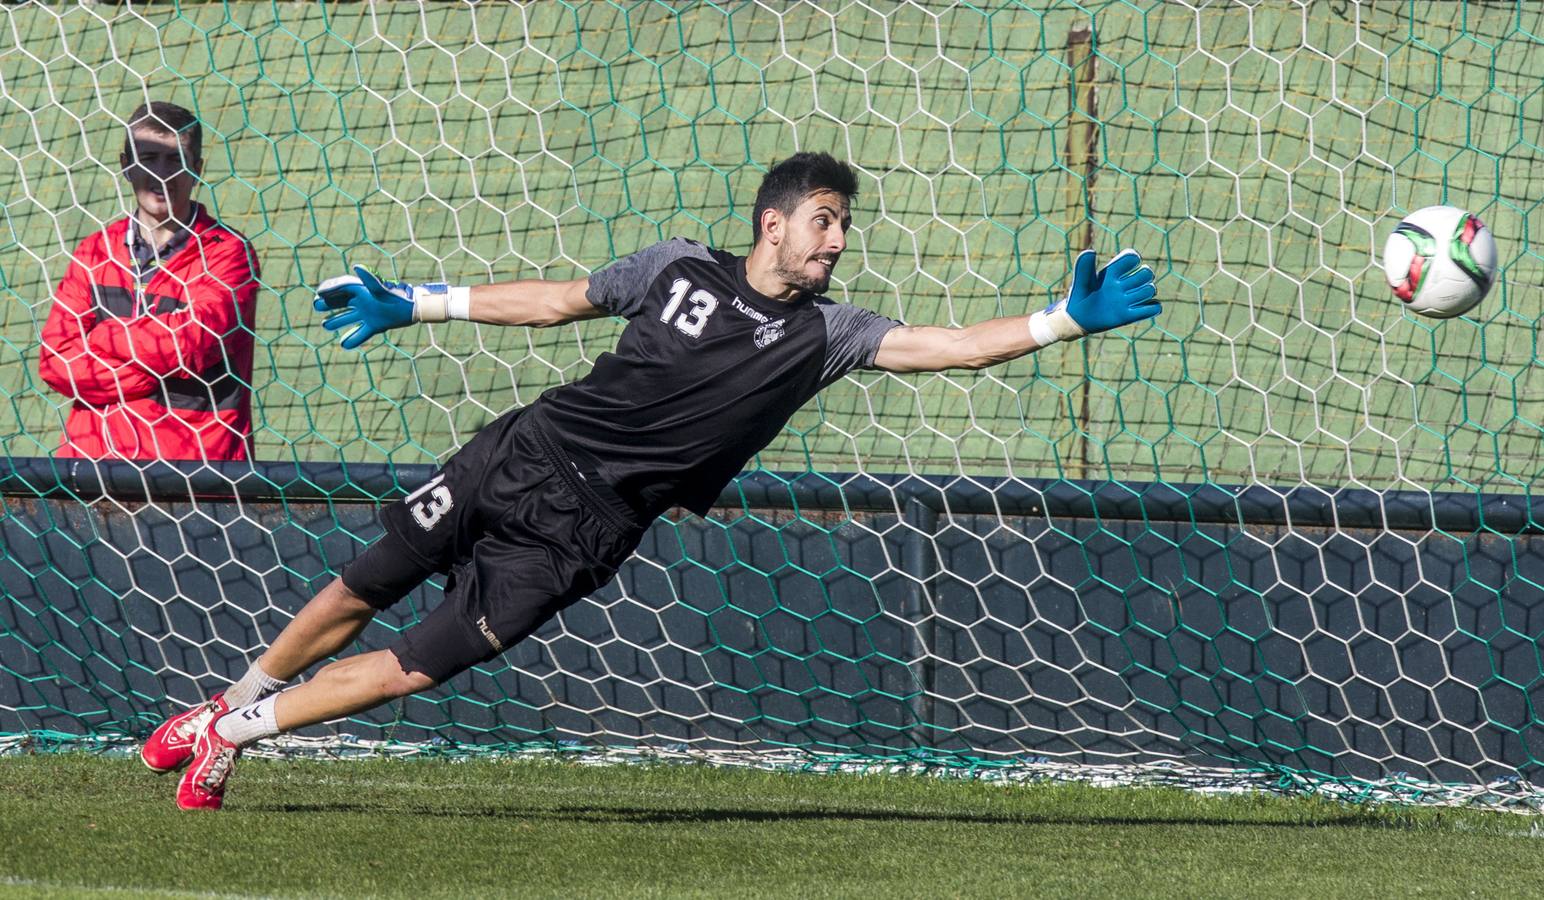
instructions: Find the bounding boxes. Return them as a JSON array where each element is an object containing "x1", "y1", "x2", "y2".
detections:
[{"x1": 1382, "y1": 205, "x2": 1498, "y2": 318}]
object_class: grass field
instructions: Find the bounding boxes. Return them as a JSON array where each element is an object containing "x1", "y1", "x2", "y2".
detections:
[{"x1": 3, "y1": 755, "x2": 1543, "y2": 898}]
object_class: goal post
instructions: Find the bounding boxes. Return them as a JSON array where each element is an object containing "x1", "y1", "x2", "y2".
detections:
[{"x1": 1, "y1": 1, "x2": 1541, "y2": 808}]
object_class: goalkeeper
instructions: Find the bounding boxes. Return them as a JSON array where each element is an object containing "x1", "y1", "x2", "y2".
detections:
[{"x1": 142, "y1": 152, "x2": 1160, "y2": 809}]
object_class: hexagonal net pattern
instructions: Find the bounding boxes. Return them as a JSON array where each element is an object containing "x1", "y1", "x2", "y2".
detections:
[{"x1": 2, "y1": 1, "x2": 1542, "y2": 807}]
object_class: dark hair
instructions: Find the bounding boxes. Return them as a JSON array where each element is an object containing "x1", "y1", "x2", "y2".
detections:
[
  {"x1": 751, "y1": 152, "x2": 858, "y2": 242},
  {"x1": 122, "y1": 101, "x2": 202, "y2": 163}
]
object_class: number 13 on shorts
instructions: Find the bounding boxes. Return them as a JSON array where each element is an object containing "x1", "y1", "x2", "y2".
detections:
[{"x1": 405, "y1": 473, "x2": 454, "y2": 531}]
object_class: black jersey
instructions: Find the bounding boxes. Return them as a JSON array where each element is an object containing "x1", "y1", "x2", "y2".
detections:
[{"x1": 530, "y1": 238, "x2": 900, "y2": 519}]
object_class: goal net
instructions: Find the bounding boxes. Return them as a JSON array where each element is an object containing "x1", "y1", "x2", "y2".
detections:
[{"x1": 1, "y1": 1, "x2": 1541, "y2": 808}]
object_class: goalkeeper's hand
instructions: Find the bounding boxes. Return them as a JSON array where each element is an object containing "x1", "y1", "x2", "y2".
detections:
[
  {"x1": 1027, "y1": 249, "x2": 1160, "y2": 347},
  {"x1": 314, "y1": 265, "x2": 463, "y2": 350}
]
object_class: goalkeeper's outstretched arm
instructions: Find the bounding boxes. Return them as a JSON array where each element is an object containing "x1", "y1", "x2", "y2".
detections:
[
  {"x1": 313, "y1": 267, "x2": 600, "y2": 350},
  {"x1": 461, "y1": 277, "x2": 599, "y2": 327},
  {"x1": 873, "y1": 248, "x2": 1160, "y2": 374}
]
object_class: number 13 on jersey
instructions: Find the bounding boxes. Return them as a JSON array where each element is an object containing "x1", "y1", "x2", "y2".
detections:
[
  {"x1": 405, "y1": 472, "x2": 453, "y2": 530},
  {"x1": 660, "y1": 278, "x2": 718, "y2": 338}
]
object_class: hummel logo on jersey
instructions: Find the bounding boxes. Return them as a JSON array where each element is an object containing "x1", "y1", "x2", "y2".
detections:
[
  {"x1": 754, "y1": 320, "x2": 785, "y2": 349},
  {"x1": 476, "y1": 616, "x2": 504, "y2": 652},
  {"x1": 731, "y1": 296, "x2": 769, "y2": 324}
]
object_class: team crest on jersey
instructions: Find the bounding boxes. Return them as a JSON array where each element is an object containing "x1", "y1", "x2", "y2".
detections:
[{"x1": 754, "y1": 320, "x2": 785, "y2": 349}]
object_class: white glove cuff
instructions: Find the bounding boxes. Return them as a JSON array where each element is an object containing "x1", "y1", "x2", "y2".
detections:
[
  {"x1": 412, "y1": 285, "x2": 471, "y2": 323},
  {"x1": 1028, "y1": 306, "x2": 1085, "y2": 347},
  {"x1": 448, "y1": 286, "x2": 472, "y2": 321}
]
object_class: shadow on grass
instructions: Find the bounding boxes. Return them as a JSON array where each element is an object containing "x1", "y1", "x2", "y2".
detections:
[{"x1": 242, "y1": 801, "x2": 1398, "y2": 829}]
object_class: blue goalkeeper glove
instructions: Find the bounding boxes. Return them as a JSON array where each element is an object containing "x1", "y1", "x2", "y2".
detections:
[
  {"x1": 1028, "y1": 249, "x2": 1160, "y2": 347},
  {"x1": 314, "y1": 265, "x2": 468, "y2": 350}
]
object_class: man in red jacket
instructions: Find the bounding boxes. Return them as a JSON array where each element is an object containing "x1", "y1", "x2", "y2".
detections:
[{"x1": 38, "y1": 101, "x2": 260, "y2": 461}]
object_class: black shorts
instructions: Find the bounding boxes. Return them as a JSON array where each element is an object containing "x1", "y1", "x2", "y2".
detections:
[{"x1": 351, "y1": 406, "x2": 645, "y2": 684}]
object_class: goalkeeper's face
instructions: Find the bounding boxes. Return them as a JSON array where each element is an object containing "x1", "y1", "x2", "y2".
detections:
[
  {"x1": 121, "y1": 128, "x2": 202, "y2": 226},
  {"x1": 771, "y1": 190, "x2": 851, "y2": 295}
]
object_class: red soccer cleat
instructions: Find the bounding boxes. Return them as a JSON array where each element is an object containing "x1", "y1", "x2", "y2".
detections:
[
  {"x1": 140, "y1": 693, "x2": 228, "y2": 774},
  {"x1": 175, "y1": 713, "x2": 242, "y2": 810}
]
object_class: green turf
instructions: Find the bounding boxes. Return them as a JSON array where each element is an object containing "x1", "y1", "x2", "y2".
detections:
[{"x1": 2, "y1": 755, "x2": 1543, "y2": 898}]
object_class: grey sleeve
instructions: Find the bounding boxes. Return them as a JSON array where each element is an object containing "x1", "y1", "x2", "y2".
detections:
[
  {"x1": 817, "y1": 301, "x2": 903, "y2": 385},
  {"x1": 585, "y1": 237, "x2": 716, "y2": 318}
]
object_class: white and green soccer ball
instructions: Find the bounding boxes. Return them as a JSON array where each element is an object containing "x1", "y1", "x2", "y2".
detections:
[{"x1": 1382, "y1": 205, "x2": 1498, "y2": 318}]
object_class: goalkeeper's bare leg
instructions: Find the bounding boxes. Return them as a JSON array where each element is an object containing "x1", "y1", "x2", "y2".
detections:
[
  {"x1": 174, "y1": 405, "x2": 643, "y2": 809},
  {"x1": 255, "y1": 577, "x2": 383, "y2": 681},
  {"x1": 173, "y1": 526, "x2": 444, "y2": 809},
  {"x1": 139, "y1": 576, "x2": 380, "y2": 775},
  {"x1": 172, "y1": 575, "x2": 435, "y2": 811},
  {"x1": 175, "y1": 647, "x2": 430, "y2": 810}
]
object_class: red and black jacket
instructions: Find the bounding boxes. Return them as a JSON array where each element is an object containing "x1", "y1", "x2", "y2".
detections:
[{"x1": 38, "y1": 204, "x2": 260, "y2": 461}]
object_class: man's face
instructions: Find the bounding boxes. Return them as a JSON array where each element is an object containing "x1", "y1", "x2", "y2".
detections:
[
  {"x1": 121, "y1": 127, "x2": 201, "y2": 225},
  {"x1": 770, "y1": 189, "x2": 851, "y2": 295}
]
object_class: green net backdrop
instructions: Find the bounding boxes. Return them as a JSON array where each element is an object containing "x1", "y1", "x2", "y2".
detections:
[
  {"x1": 1, "y1": 0, "x2": 1536, "y2": 484},
  {"x1": 2, "y1": 1, "x2": 1543, "y2": 804}
]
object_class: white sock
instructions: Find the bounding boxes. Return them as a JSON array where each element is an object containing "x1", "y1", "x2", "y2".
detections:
[
  {"x1": 214, "y1": 694, "x2": 281, "y2": 747},
  {"x1": 224, "y1": 661, "x2": 287, "y2": 708}
]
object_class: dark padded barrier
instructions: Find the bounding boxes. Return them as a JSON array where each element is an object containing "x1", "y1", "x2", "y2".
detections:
[{"x1": 2, "y1": 457, "x2": 1539, "y2": 786}]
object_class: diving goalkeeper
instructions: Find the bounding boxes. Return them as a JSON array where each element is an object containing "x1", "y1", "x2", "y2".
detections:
[{"x1": 140, "y1": 153, "x2": 1161, "y2": 809}]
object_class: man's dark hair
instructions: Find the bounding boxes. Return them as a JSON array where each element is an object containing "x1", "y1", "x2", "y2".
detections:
[
  {"x1": 122, "y1": 101, "x2": 202, "y2": 163},
  {"x1": 751, "y1": 152, "x2": 858, "y2": 242}
]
